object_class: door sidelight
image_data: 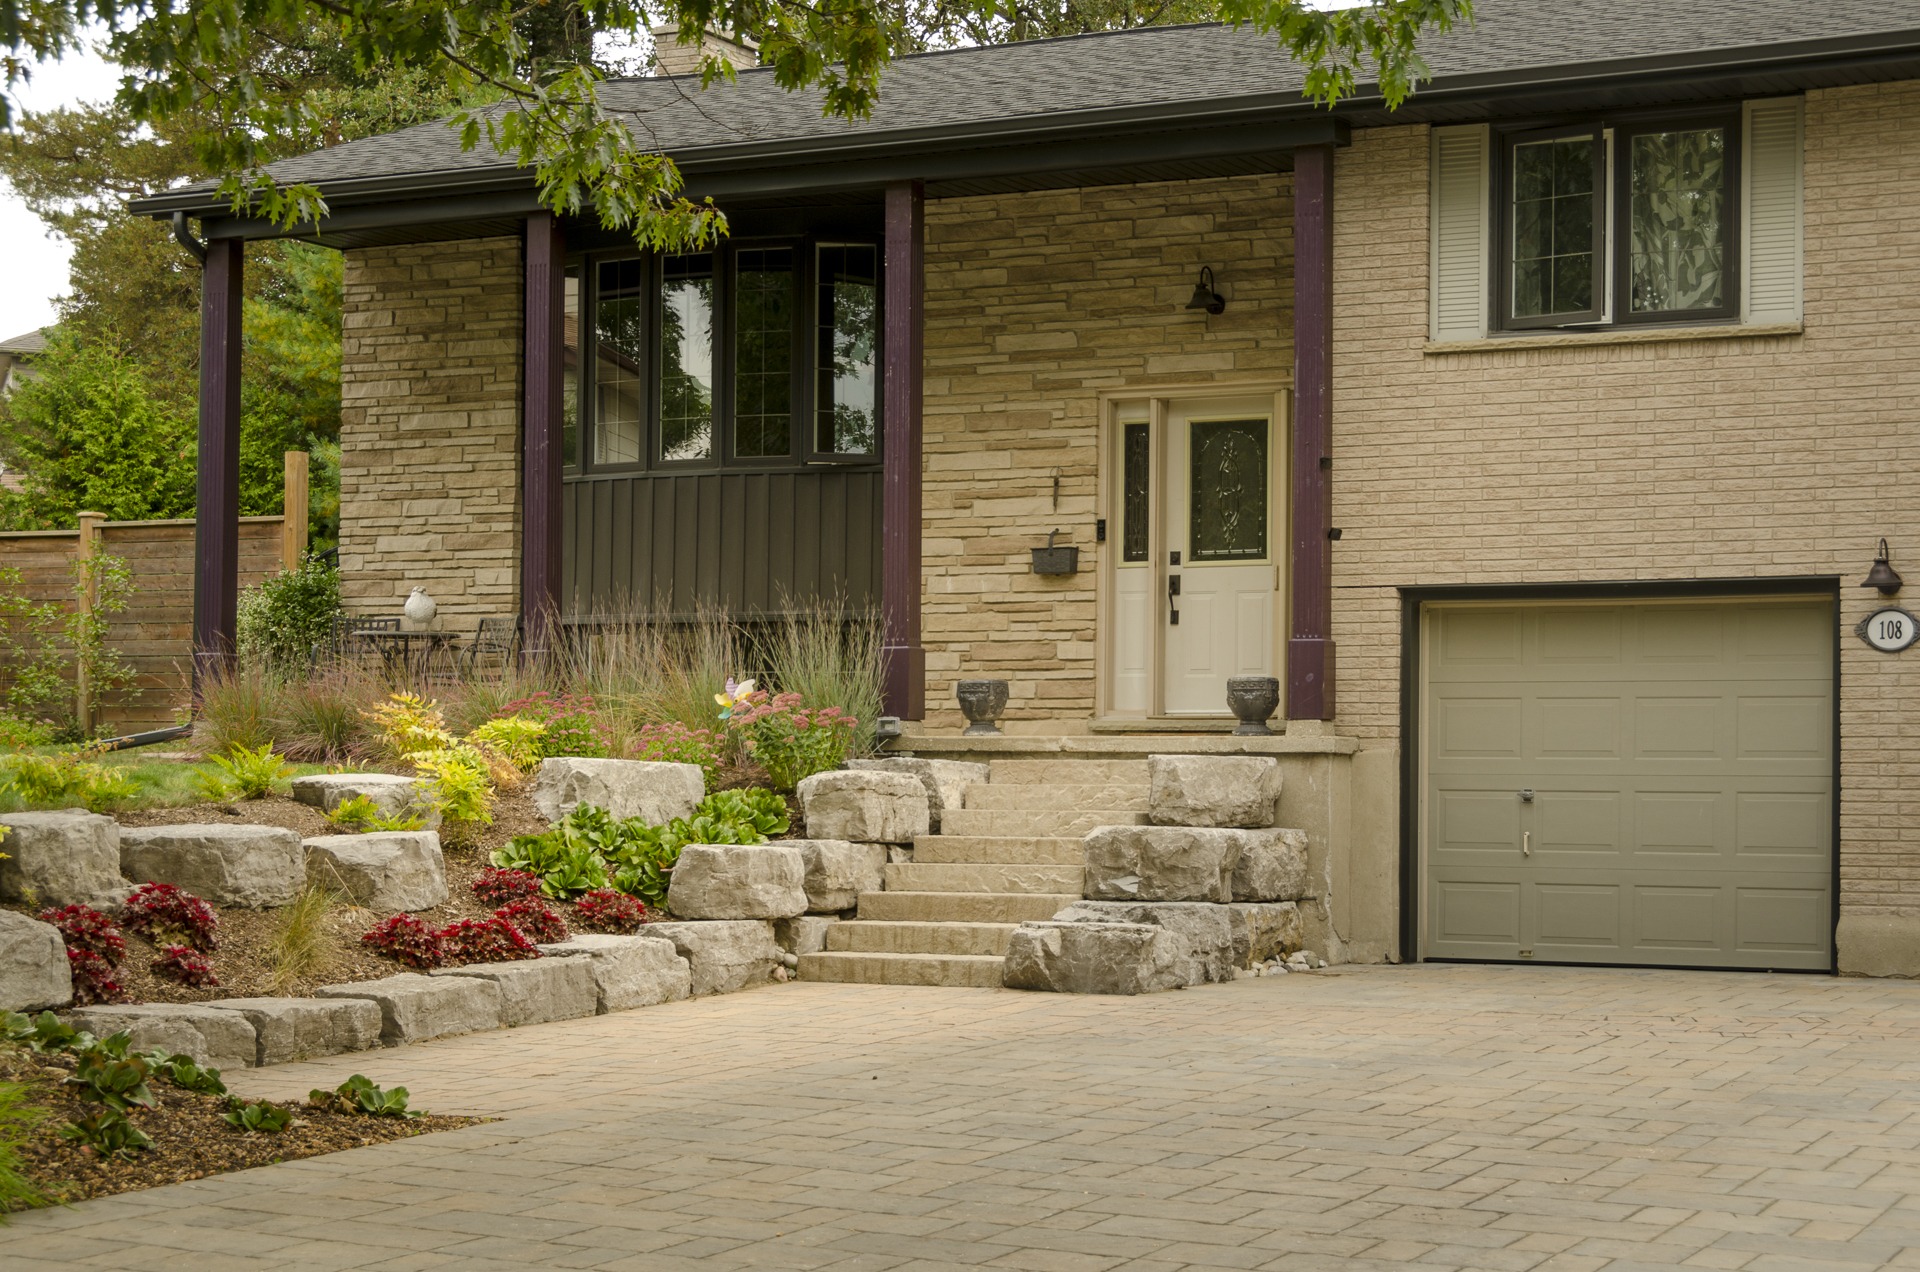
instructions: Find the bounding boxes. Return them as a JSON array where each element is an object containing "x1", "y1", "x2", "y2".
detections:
[{"x1": 1167, "y1": 574, "x2": 1181, "y2": 625}]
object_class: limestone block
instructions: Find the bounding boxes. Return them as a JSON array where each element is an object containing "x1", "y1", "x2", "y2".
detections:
[
  {"x1": 1148, "y1": 755, "x2": 1283, "y2": 829},
  {"x1": 205, "y1": 996, "x2": 383, "y2": 1066},
  {"x1": 775, "y1": 915, "x2": 837, "y2": 956},
  {"x1": 1231, "y1": 828, "x2": 1310, "y2": 902},
  {"x1": 0, "y1": 810, "x2": 128, "y2": 910},
  {"x1": 291, "y1": 772, "x2": 440, "y2": 829},
  {"x1": 314, "y1": 972, "x2": 504, "y2": 1046},
  {"x1": 531, "y1": 758, "x2": 704, "y2": 824},
  {"x1": 434, "y1": 957, "x2": 598, "y2": 1026},
  {"x1": 846, "y1": 757, "x2": 989, "y2": 832},
  {"x1": 0, "y1": 910, "x2": 71, "y2": 1011},
  {"x1": 537, "y1": 934, "x2": 692, "y2": 1011},
  {"x1": 791, "y1": 840, "x2": 887, "y2": 912},
  {"x1": 66, "y1": 1004, "x2": 258, "y2": 1070},
  {"x1": 119, "y1": 824, "x2": 305, "y2": 908},
  {"x1": 1082, "y1": 825, "x2": 1245, "y2": 903},
  {"x1": 1002, "y1": 921, "x2": 1185, "y2": 996},
  {"x1": 304, "y1": 832, "x2": 448, "y2": 911},
  {"x1": 1051, "y1": 900, "x2": 1234, "y2": 985},
  {"x1": 1226, "y1": 902, "x2": 1304, "y2": 968},
  {"x1": 668, "y1": 845, "x2": 807, "y2": 920},
  {"x1": 796, "y1": 771, "x2": 930, "y2": 844},
  {"x1": 640, "y1": 920, "x2": 780, "y2": 996}
]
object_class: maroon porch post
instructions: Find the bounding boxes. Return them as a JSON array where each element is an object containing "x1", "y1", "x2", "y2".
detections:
[
  {"x1": 1288, "y1": 144, "x2": 1336, "y2": 720},
  {"x1": 882, "y1": 180, "x2": 927, "y2": 719},
  {"x1": 522, "y1": 212, "x2": 566, "y2": 659},
  {"x1": 192, "y1": 236, "x2": 244, "y2": 690}
]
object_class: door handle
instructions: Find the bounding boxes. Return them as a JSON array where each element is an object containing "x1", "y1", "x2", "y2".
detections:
[
  {"x1": 1167, "y1": 574, "x2": 1181, "y2": 626},
  {"x1": 1522, "y1": 831, "x2": 1531, "y2": 858}
]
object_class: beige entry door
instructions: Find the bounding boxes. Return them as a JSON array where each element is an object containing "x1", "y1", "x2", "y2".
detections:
[{"x1": 1422, "y1": 597, "x2": 1834, "y2": 971}]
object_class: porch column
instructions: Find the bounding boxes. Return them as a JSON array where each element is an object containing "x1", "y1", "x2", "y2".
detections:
[
  {"x1": 882, "y1": 180, "x2": 926, "y2": 719},
  {"x1": 193, "y1": 236, "x2": 243, "y2": 689},
  {"x1": 1288, "y1": 143, "x2": 1335, "y2": 720},
  {"x1": 522, "y1": 211, "x2": 566, "y2": 658}
]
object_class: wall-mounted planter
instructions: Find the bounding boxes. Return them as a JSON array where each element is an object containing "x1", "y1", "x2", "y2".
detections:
[{"x1": 1031, "y1": 530, "x2": 1079, "y2": 576}]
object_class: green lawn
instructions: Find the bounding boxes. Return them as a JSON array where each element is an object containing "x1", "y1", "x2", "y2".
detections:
[{"x1": 0, "y1": 751, "x2": 344, "y2": 815}]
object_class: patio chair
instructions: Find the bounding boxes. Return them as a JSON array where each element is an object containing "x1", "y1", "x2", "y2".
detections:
[
  {"x1": 312, "y1": 614, "x2": 400, "y2": 669},
  {"x1": 462, "y1": 614, "x2": 521, "y2": 677}
]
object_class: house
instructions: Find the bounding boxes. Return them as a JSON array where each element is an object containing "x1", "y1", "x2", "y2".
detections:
[
  {"x1": 133, "y1": 0, "x2": 1920, "y2": 978},
  {"x1": 0, "y1": 327, "x2": 47, "y2": 397}
]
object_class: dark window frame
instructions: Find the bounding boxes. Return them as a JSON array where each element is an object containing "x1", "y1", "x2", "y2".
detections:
[
  {"x1": 1612, "y1": 110, "x2": 1741, "y2": 327},
  {"x1": 807, "y1": 241, "x2": 885, "y2": 466},
  {"x1": 1493, "y1": 124, "x2": 1606, "y2": 331}
]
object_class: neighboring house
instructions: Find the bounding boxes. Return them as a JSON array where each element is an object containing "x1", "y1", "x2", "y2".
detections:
[
  {"x1": 134, "y1": 1, "x2": 1920, "y2": 978},
  {"x1": 0, "y1": 327, "x2": 48, "y2": 492}
]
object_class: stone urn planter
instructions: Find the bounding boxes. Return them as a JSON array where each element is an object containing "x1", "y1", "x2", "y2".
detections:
[
  {"x1": 1226, "y1": 676, "x2": 1280, "y2": 736},
  {"x1": 956, "y1": 679, "x2": 1010, "y2": 735}
]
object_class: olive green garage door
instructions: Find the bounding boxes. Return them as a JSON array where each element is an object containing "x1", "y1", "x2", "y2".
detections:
[{"x1": 1421, "y1": 597, "x2": 1834, "y2": 970}]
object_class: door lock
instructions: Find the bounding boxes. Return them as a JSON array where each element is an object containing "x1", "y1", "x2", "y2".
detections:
[
  {"x1": 1519, "y1": 789, "x2": 1534, "y2": 803},
  {"x1": 1167, "y1": 574, "x2": 1181, "y2": 626}
]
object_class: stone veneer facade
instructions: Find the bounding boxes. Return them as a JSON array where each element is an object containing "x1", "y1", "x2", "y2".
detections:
[{"x1": 337, "y1": 236, "x2": 524, "y2": 632}]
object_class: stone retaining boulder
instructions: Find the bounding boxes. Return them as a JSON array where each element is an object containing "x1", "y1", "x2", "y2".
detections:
[
  {"x1": 531, "y1": 758, "x2": 704, "y2": 824},
  {"x1": 791, "y1": 840, "x2": 886, "y2": 912},
  {"x1": 205, "y1": 997, "x2": 383, "y2": 1067},
  {"x1": 304, "y1": 832, "x2": 448, "y2": 911},
  {"x1": 846, "y1": 757, "x2": 988, "y2": 832},
  {"x1": 641, "y1": 920, "x2": 780, "y2": 996},
  {"x1": 537, "y1": 934, "x2": 692, "y2": 1011},
  {"x1": 796, "y1": 770, "x2": 930, "y2": 844},
  {"x1": 1148, "y1": 755, "x2": 1283, "y2": 829},
  {"x1": 775, "y1": 915, "x2": 837, "y2": 956},
  {"x1": 1082, "y1": 825, "x2": 1245, "y2": 903},
  {"x1": 119, "y1": 824, "x2": 305, "y2": 908},
  {"x1": 1231, "y1": 828, "x2": 1310, "y2": 902},
  {"x1": 65, "y1": 1004, "x2": 258, "y2": 1070},
  {"x1": 1226, "y1": 902, "x2": 1303, "y2": 968},
  {"x1": 434, "y1": 957, "x2": 599, "y2": 1027},
  {"x1": 0, "y1": 910, "x2": 72, "y2": 1010},
  {"x1": 314, "y1": 973, "x2": 503, "y2": 1046},
  {"x1": 1050, "y1": 900, "x2": 1235, "y2": 985},
  {"x1": 1002, "y1": 921, "x2": 1185, "y2": 996},
  {"x1": 0, "y1": 810, "x2": 128, "y2": 910},
  {"x1": 291, "y1": 773, "x2": 439, "y2": 829},
  {"x1": 668, "y1": 845, "x2": 807, "y2": 920}
]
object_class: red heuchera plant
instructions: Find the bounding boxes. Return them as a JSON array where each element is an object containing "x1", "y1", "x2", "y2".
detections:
[
  {"x1": 360, "y1": 914, "x2": 445, "y2": 969},
  {"x1": 437, "y1": 915, "x2": 540, "y2": 964},
  {"x1": 573, "y1": 889, "x2": 650, "y2": 935},
  {"x1": 151, "y1": 944, "x2": 219, "y2": 988},
  {"x1": 471, "y1": 866, "x2": 542, "y2": 906},
  {"x1": 494, "y1": 899, "x2": 569, "y2": 945},
  {"x1": 66, "y1": 948, "x2": 125, "y2": 1005},
  {"x1": 39, "y1": 904, "x2": 127, "y2": 966},
  {"x1": 121, "y1": 883, "x2": 220, "y2": 952}
]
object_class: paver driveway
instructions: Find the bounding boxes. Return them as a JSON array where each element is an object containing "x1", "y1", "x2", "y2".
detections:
[{"x1": 9, "y1": 964, "x2": 1920, "y2": 1271}]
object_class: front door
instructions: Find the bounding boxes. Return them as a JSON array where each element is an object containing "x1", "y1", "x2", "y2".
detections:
[{"x1": 1108, "y1": 394, "x2": 1282, "y2": 718}]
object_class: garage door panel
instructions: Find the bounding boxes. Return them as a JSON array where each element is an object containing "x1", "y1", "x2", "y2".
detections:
[
  {"x1": 1538, "y1": 696, "x2": 1622, "y2": 757},
  {"x1": 1536, "y1": 791, "x2": 1621, "y2": 857},
  {"x1": 1633, "y1": 695, "x2": 1723, "y2": 758},
  {"x1": 1734, "y1": 791, "x2": 1827, "y2": 861},
  {"x1": 1735, "y1": 887, "x2": 1829, "y2": 958},
  {"x1": 1539, "y1": 608, "x2": 1623, "y2": 663},
  {"x1": 1638, "y1": 606, "x2": 1727, "y2": 662},
  {"x1": 1633, "y1": 886, "x2": 1723, "y2": 950},
  {"x1": 1735, "y1": 605, "x2": 1831, "y2": 663},
  {"x1": 1535, "y1": 884, "x2": 1621, "y2": 950},
  {"x1": 1437, "y1": 609, "x2": 1523, "y2": 667},
  {"x1": 1434, "y1": 695, "x2": 1524, "y2": 758},
  {"x1": 1433, "y1": 788, "x2": 1522, "y2": 855},
  {"x1": 1736, "y1": 694, "x2": 1830, "y2": 760},
  {"x1": 1432, "y1": 880, "x2": 1522, "y2": 949},
  {"x1": 1633, "y1": 791, "x2": 1723, "y2": 857}
]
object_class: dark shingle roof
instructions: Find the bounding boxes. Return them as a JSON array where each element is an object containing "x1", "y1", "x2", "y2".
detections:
[{"x1": 162, "y1": 0, "x2": 1920, "y2": 200}]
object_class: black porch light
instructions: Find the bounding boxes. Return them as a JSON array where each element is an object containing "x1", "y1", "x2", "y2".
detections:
[
  {"x1": 1185, "y1": 266, "x2": 1226, "y2": 315},
  {"x1": 1862, "y1": 538, "x2": 1904, "y2": 595}
]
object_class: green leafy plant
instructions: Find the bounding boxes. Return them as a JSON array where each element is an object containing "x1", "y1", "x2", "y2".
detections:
[
  {"x1": 269, "y1": 882, "x2": 340, "y2": 992},
  {"x1": 466, "y1": 715, "x2": 547, "y2": 773},
  {"x1": 498, "y1": 692, "x2": 609, "y2": 758},
  {"x1": 194, "y1": 740, "x2": 294, "y2": 800},
  {"x1": 223, "y1": 1099, "x2": 295, "y2": 1133},
  {"x1": 742, "y1": 695, "x2": 858, "y2": 791},
  {"x1": 3, "y1": 1010, "x2": 89, "y2": 1054},
  {"x1": 365, "y1": 692, "x2": 456, "y2": 762},
  {"x1": 412, "y1": 746, "x2": 495, "y2": 847},
  {"x1": 58, "y1": 1107, "x2": 152, "y2": 1159},
  {"x1": 0, "y1": 745, "x2": 138, "y2": 812},
  {"x1": 491, "y1": 821, "x2": 612, "y2": 900},
  {"x1": 326, "y1": 793, "x2": 425, "y2": 833},
  {"x1": 311, "y1": 1074, "x2": 418, "y2": 1119},
  {"x1": 236, "y1": 555, "x2": 343, "y2": 672},
  {"x1": 630, "y1": 721, "x2": 720, "y2": 784},
  {"x1": 144, "y1": 1052, "x2": 227, "y2": 1097},
  {"x1": 0, "y1": 716, "x2": 54, "y2": 750},
  {"x1": 66, "y1": 1050, "x2": 157, "y2": 1115},
  {"x1": 0, "y1": 1078, "x2": 48, "y2": 1215}
]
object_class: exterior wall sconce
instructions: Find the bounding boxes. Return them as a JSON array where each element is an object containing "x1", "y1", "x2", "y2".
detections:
[
  {"x1": 1185, "y1": 267, "x2": 1226, "y2": 315},
  {"x1": 1862, "y1": 538, "x2": 1904, "y2": 595}
]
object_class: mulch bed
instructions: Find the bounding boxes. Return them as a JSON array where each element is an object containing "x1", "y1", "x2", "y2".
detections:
[{"x1": 0, "y1": 1044, "x2": 478, "y2": 1212}]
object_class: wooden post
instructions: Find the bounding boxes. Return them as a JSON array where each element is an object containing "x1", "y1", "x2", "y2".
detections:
[
  {"x1": 281, "y1": 450, "x2": 309, "y2": 572},
  {"x1": 522, "y1": 212, "x2": 566, "y2": 659},
  {"x1": 194, "y1": 236, "x2": 244, "y2": 690},
  {"x1": 1288, "y1": 144, "x2": 1336, "y2": 721},
  {"x1": 74, "y1": 510, "x2": 105, "y2": 734},
  {"x1": 881, "y1": 181, "x2": 926, "y2": 720}
]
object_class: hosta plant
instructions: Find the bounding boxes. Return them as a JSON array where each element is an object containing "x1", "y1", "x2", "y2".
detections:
[
  {"x1": 147, "y1": 1053, "x2": 227, "y2": 1096},
  {"x1": 437, "y1": 915, "x2": 540, "y2": 964},
  {"x1": 67, "y1": 1049, "x2": 157, "y2": 1114},
  {"x1": 224, "y1": 1099, "x2": 295, "y2": 1133},
  {"x1": 121, "y1": 883, "x2": 220, "y2": 952},
  {"x1": 312, "y1": 1074, "x2": 418, "y2": 1118},
  {"x1": 471, "y1": 866, "x2": 541, "y2": 906},
  {"x1": 494, "y1": 898, "x2": 569, "y2": 945},
  {"x1": 360, "y1": 914, "x2": 445, "y2": 969},
  {"x1": 573, "y1": 889, "x2": 651, "y2": 935},
  {"x1": 151, "y1": 944, "x2": 220, "y2": 988},
  {"x1": 3, "y1": 1009, "x2": 87, "y2": 1053},
  {"x1": 59, "y1": 1108, "x2": 152, "y2": 1159}
]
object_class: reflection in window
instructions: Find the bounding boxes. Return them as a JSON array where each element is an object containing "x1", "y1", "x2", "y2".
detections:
[
  {"x1": 660, "y1": 254, "x2": 715, "y2": 462},
  {"x1": 816, "y1": 245, "x2": 877, "y2": 455},
  {"x1": 734, "y1": 248, "x2": 794, "y2": 459},
  {"x1": 1122, "y1": 422, "x2": 1150, "y2": 563},
  {"x1": 1628, "y1": 127, "x2": 1726, "y2": 315},
  {"x1": 594, "y1": 259, "x2": 646, "y2": 466},
  {"x1": 1189, "y1": 419, "x2": 1268, "y2": 563},
  {"x1": 562, "y1": 266, "x2": 580, "y2": 468},
  {"x1": 1510, "y1": 135, "x2": 1597, "y2": 319}
]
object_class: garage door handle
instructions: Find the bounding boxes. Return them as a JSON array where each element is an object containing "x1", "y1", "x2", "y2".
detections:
[{"x1": 1522, "y1": 831, "x2": 1531, "y2": 858}]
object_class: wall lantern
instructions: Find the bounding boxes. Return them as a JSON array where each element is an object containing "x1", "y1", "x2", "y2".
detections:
[
  {"x1": 1862, "y1": 538, "x2": 1904, "y2": 595},
  {"x1": 1185, "y1": 267, "x2": 1226, "y2": 315}
]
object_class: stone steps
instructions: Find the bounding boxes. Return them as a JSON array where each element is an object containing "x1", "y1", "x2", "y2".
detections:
[
  {"x1": 914, "y1": 836, "x2": 1084, "y2": 865},
  {"x1": 960, "y1": 784, "x2": 1146, "y2": 811},
  {"x1": 856, "y1": 890, "x2": 1078, "y2": 924},
  {"x1": 941, "y1": 808, "x2": 1147, "y2": 838},
  {"x1": 985, "y1": 759, "x2": 1151, "y2": 786},
  {"x1": 796, "y1": 951, "x2": 1005, "y2": 988},
  {"x1": 827, "y1": 920, "x2": 1015, "y2": 957},
  {"x1": 882, "y1": 862, "x2": 1085, "y2": 895}
]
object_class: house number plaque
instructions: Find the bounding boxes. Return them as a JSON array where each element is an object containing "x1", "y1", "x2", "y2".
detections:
[{"x1": 1857, "y1": 607, "x2": 1920, "y2": 653}]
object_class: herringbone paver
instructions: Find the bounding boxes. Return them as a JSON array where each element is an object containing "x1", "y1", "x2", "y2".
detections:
[{"x1": 9, "y1": 965, "x2": 1920, "y2": 1270}]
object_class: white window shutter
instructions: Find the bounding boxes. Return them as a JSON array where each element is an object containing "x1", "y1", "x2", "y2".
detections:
[
  {"x1": 1430, "y1": 124, "x2": 1490, "y2": 342},
  {"x1": 1743, "y1": 97, "x2": 1804, "y2": 324}
]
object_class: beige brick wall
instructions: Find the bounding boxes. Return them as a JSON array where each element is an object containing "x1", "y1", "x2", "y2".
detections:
[
  {"x1": 1329, "y1": 82, "x2": 1920, "y2": 939},
  {"x1": 922, "y1": 175, "x2": 1294, "y2": 731},
  {"x1": 338, "y1": 237, "x2": 523, "y2": 632}
]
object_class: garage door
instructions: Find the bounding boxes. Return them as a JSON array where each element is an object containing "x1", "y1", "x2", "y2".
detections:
[{"x1": 1423, "y1": 597, "x2": 1833, "y2": 970}]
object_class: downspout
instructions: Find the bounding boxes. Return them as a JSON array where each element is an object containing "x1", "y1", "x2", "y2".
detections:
[{"x1": 171, "y1": 211, "x2": 208, "y2": 263}]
